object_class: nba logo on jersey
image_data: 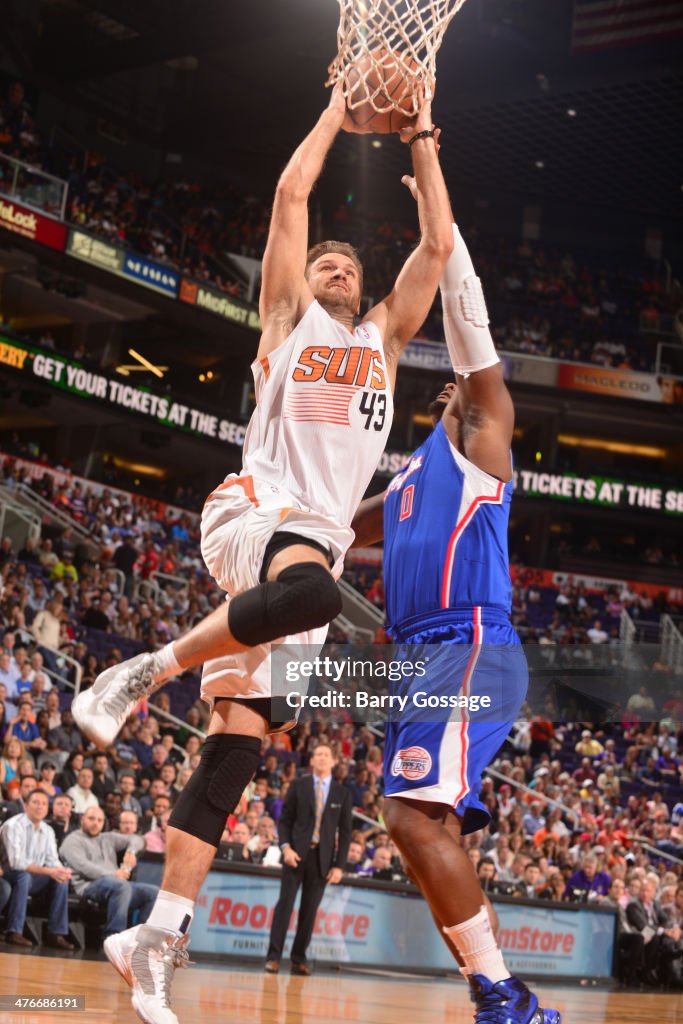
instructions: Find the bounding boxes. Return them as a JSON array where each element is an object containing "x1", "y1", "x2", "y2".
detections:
[
  {"x1": 391, "y1": 746, "x2": 432, "y2": 780},
  {"x1": 357, "y1": 325, "x2": 370, "y2": 340}
]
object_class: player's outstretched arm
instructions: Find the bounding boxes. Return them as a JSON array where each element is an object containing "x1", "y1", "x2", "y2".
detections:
[
  {"x1": 439, "y1": 218, "x2": 514, "y2": 479},
  {"x1": 366, "y1": 100, "x2": 453, "y2": 379},
  {"x1": 350, "y1": 490, "x2": 386, "y2": 547},
  {"x1": 456, "y1": 365, "x2": 514, "y2": 481},
  {"x1": 403, "y1": 173, "x2": 514, "y2": 480},
  {"x1": 258, "y1": 86, "x2": 346, "y2": 359}
]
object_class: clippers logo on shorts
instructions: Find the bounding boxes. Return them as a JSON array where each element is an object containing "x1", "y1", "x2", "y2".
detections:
[{"x1": 391, "y1": 746, "x2": 432, "y2": 780}]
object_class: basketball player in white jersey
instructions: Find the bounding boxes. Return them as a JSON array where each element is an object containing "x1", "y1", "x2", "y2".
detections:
[{"x1": 73, "y1": 84, "x2": 453, "y2": 1024}]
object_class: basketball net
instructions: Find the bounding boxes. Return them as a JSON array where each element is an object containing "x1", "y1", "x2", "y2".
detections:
[{"x1": 328, "y1": 0, "x2": 468, "y2": 115}]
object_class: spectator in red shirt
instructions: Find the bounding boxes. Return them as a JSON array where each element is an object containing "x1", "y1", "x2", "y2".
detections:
[
  {"x1": 572, "y1": 757, "x2": 597, "y2": 785},
  {"x1": 529, "y1": 715, "x2": 555, "y2": 758},
  {"x1": 136, "y1": 541, "x2": 159, "y2": 581}
]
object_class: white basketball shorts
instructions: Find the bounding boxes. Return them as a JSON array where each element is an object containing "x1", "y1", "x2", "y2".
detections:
[{"x1": 198, "y1": 473, "x2": 349, "y2": 708}]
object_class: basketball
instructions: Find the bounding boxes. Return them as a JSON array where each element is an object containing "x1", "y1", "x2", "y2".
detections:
[{"x1": 345, "y1": 49, "x2": 430, "y2": 134}]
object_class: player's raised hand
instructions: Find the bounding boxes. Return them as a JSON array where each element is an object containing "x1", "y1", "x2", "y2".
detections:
[
  {"x1": 401, "y1": 129, "x2": 441, "y2": 198},
  {"x1": 335, "y1": 79, "x2": 378, "y2": 135},
  {"x1": 328, "y1": 80, "x2": 370, "y2": 135},
  {"x1": 401, "y1": 174, "x2": 418, "y2": 201},
  {"x1": 398, "y1": 86, "x2": 433, "y2": 145},
  {"x1": 327, "y1": 81, "x2": 348, "y2": 127}
]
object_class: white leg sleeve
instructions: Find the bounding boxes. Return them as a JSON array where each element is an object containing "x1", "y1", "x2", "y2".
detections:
[{"x1": 440, "y1": 223, "x2": 500, "y2": 377}]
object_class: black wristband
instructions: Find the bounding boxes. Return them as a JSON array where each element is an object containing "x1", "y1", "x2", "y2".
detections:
[{"x1": 408, "y1": 129, "x2": 436, "y2": 147}]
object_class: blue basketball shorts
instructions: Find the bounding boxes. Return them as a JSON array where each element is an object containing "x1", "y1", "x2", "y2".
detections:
[{"x1": 383, "y1": 605, "x2": 528, "y2": 834}]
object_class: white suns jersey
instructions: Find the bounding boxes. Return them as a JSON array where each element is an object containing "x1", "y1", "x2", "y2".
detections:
[{"x1": 243, "y1": 299, "x2": 393, "y2": 532}]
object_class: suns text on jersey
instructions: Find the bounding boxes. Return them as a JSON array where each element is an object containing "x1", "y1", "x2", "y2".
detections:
[{"x1": 292, "y1": 346, "x2": 386, "y2": 389}]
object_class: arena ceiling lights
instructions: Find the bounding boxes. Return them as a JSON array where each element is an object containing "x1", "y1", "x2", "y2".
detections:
[{"x1": 115, "y1": 348, "x2": 167, "y2": 378}]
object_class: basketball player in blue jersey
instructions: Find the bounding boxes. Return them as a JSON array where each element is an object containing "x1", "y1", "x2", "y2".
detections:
[{"x1": 351, "y1": 182, "x2": 562, "y2": 1024}]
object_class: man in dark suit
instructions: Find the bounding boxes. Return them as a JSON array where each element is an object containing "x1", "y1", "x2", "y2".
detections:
[
  {"x1": 626, "y1": 876, "x2": 681, "y2": 984},
  {"x1": 265, "y1": 743, "x2": 352, "y2": 975}
]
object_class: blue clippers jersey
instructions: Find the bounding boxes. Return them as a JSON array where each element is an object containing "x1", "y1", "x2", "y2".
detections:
[{"x1": 383, "y1": 420, "x2": 514, "y2": 629}]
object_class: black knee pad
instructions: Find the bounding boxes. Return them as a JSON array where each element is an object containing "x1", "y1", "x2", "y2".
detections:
[
  {"x1": 169, "y1": 734, "x2": 260, "y2": 847},
  {"x1": 228, "y1": 562, "x2": 342, "y2": 647}
]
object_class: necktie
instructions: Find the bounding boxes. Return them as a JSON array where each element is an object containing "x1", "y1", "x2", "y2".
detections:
[{"x1": 312, "y1": 778, "x2": 325, "y2": 844}]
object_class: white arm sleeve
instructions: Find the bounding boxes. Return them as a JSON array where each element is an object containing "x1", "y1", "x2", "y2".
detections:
[{"x1": 440, "y1": 223, "x2": 500, "y2": 377}]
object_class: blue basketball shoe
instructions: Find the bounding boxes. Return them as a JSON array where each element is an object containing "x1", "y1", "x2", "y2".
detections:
[{"x1": 469, "y1": 974, "x2": 562, "y2": 1024}]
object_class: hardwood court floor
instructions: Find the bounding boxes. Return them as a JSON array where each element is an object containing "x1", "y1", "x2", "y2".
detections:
[{"x1": 1, "y1": 953, "x2": 682, "y2": 1023}]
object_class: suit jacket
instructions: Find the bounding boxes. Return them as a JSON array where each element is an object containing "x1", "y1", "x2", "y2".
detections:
[
  {"x1": 278, "y1": 774, "x2": 352, "y2": 875},
  {"x1": 626, "y1": 898, "x2": 668, "y2": 937}
]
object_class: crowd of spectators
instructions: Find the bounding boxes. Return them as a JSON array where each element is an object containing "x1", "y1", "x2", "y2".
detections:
[
  {"x1": 0, "y1": 79, "x2": 248, "y2": 296},
  {"x1": 0, "y1": 452, "x2": 681, "y2": 983},
  {"x1": 0, "y1": 80, "x2": 41, "y2": 180},
  {"x1": 347, "y1": 557, "x2": 681, "y2": 650},
  {"x1": 547, "y1": 529, "x2": 681, "y2": 573},
  {"x1": 2, "y1": 437, "x2": 205, "y2": 514},
  {"x1": 1, "y1": 78, "x2": 674, "y2": 375},
  {"x1": 341, "y1": 555, "x2": 683, "y2": 988},
  {"x1": 354, "y1": 213, "x2": 672, "y2": 373},
  {"x1": 0, "y1": 454, "x2": 223, "y2": 674},
  {"x1": 65, "y1": 160, "x2": 252, "y2": 295}
]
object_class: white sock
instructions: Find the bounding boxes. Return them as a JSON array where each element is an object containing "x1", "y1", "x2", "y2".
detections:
[
  {"x1": 147, "y1": 890, "x2": 194, "y2": 937},
  {"x1": 154, "y1": 643, "x2": 182, "y2": 683},
  {"x1": 444, "y1": 906, "x2": 509, "y2": 984}
]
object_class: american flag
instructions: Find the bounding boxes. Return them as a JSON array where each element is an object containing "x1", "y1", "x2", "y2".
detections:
[{"x1": 571, "y1": 0, "x2": 683, "y2": 52}]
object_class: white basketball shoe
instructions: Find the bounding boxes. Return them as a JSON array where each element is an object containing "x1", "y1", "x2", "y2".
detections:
[
  {"x1": 105, "y1": 924, "x2": 191, "y2": 1024},
  {"x1": 72, "y1": 652, "x2": 161, "y2": 747}
]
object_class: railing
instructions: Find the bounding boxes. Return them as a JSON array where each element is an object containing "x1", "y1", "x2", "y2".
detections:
[
  {"x1": 338, "y1": 578, "x2": 385, "y2": 638},
  {"x1": 632, "y1": 839, "x2": 683, "y2": 868},
  {"x1": 35, "y1": 641, "x2": 83, "y2": 694},
  {"x1": 0, "y1": 152, "x2": 68, "y2": 220},
  {"x1": 630, "y1": 619, "x2": 662, "y2": 645},
  {"x1": 0, "y1": 452, "x2": 200, "y2": 528},
  {"x1": 661, "y1": 614, "x2": 683, "y2": 675},
  {"x1": 333, "y1": 612, "x2": 375, "y2": 644},
  {"x1": 143, "y1": 701, "x2": 205, "y2": 741},
  {"x1": 619, "y1": 608, "x2": 636, "y2": 647},
  {"x1": 0, "y1": 485, "x2": 42, "y2": 549},
  {"x1": 639, "y1": 311, "x2": 675, "y2": 337},
  {"x1": 106, "y1": 568, "x2": 126, "y2": 597},
  {"x1": 152, "y1": 571, "x2": 190, "y2": 594},
  {"x1": 133, "y1": 577, "x2": 161, "y2": 605},
  {"x1": 655, "y1": 338, "x2": 683, "y2": 376},
  {"x1": 485, "y1": 765, "x2": 683, "y2": 868},
  {"x1": 483, "y1": 765, "x2": 582, "y2": 829},
  {"x1": 15, "y1": 483, "x2": 97, "y2": 548},
  {"x1": 135, "y1": 571, "x2": 192, "y2": 606}
]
